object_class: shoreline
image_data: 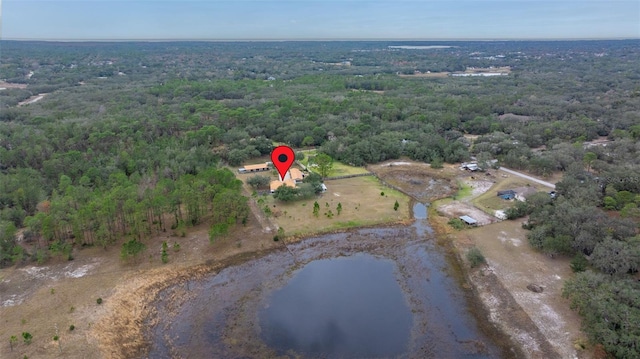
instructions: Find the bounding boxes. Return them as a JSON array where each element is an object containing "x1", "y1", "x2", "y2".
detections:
[
  {"x1": 91, "y1": 207, "x2": 553, "y2": 359},
  {"x1": 89, "y1": 163, "x2": 567, "y2": 358}
]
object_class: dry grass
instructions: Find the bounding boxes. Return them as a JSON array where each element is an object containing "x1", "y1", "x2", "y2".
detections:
[
  {"x1": 263, "y1": 176, "x2": 410, "y2": 237},
  {"x1": 0, "y1": 210, "x2": 275, "y2": 359}
]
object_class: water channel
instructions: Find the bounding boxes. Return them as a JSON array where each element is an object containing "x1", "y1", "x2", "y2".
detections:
[{"x1": 147, "y1": 203, "x2": 514, "y2": 358}]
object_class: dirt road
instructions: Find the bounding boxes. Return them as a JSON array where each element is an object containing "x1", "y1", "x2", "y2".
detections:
[{"x1": 499, "y1": 167, "x2": 556, "y2": 189}]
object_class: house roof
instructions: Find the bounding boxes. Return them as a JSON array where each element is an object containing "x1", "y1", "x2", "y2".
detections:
[
  {"x1": 459, "y1": 215, "x2": 478, "y2": 224},
  {"x1": 270, "y1": 179, "x2": 296, "y2": 191},
  {"x1": 289, "y1": 168, "x2": 304, "y2": 181},
  {"x1": 244, "y1": 163, "x2": 270, "y2": 171}
]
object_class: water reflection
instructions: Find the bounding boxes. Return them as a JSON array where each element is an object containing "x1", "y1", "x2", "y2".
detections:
[{"x1": 260, "y1": 254, "x2": 412, "y2": 358}]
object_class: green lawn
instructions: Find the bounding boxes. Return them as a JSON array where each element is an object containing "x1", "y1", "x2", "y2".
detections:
[
  {"x1": 263, "y1": 175, "x2": 410, "y2": 237},
  {"x1": 299, "y1": 149, "x2": 370, "y2": 177}
]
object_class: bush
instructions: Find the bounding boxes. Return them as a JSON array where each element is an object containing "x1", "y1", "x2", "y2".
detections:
[
  {"x1": 96, "y1": 297, "x2": 103, "y2": 305},
  {"x1": 448, "y1": 218, "x2": 465, "y2": 230},
  {"x1": 22, "y1": 332, "x2": 32, "y2": 344},
  {"x1": 505, "y1": 201, "x2": 531, "y2": 219},
  {"x1": 69, "y1": 325, "x2": 75, "y2": 331},
  {"x1": 246, "y1": 175, "x2": 270, "y2": 189},
  {"x1": 466, "y1": 247, "x2": 486, "y2": 268},
  {"x1": 430, "y1": 156, "x2": 444, "y2": 169},
  {"x1": 570, "y1": 254, "x2": 589, "y2": 273}
]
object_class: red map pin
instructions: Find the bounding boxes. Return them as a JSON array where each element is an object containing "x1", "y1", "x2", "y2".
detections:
[{"x1": 271, "y1": 145, "x2": 295, "y2": 181}]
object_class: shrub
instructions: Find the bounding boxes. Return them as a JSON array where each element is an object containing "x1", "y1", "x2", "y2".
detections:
[
  {"x1": 69, "y1": 325, "x2": 75, "y2": 331},
  {"x1": 96, "y1": 298, "x2": 103, "y2": 305},
  {"x1": 466, "y1": 247, "x2": 486, "y2": 268},
  {"x1": 448, "y1": 218, "x2": 465, "y2": 230},
  {"x1": 22, "y1": 332, "x2": 32, "y2": 344},
  {"x1": 570, "y1": 254, "x2": 589, "y2": 273}
]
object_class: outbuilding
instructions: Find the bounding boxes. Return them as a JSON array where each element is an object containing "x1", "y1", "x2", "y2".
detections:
[
  {"x1": 459, "y1": 215, "x2": 478, "y2": 226},
  {"x1": 240, "y1": 163, "x2": 270, "y2": 173}
]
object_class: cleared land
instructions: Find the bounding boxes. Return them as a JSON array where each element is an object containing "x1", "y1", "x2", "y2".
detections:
[
  {"x1": 369, "y1": 161, "x2": 588, "y2": 359},
  {"x1": 471, "y1": 175, "x2": 550, "y2": 216},
  {"x1": 0, "y1": 210, "x2": 276, "y2": 359},
  {"x1": 368, "y1": 160, "x2": 457, "y2": 202},
  {"x1": 261, "y1": 175, "x2": 410, "y2": 236},
  {"x1": 299, "y1": 149, "x2": 370, "y2": 177},
  {"x1": 466, "y1": 220, "x2": 588, "y2": 359}
]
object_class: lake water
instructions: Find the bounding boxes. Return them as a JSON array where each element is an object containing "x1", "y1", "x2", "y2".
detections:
[
  {"x1": 260, "y1": 254, "x2": 413, "y2": 357},
  {"x1": 146, "y1": 203, "x2": 513, "y2": 358}
]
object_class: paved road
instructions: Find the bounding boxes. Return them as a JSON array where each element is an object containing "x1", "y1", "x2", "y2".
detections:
[{"x1": 499, "y1": 167, "x2": 556, "y2": 189}]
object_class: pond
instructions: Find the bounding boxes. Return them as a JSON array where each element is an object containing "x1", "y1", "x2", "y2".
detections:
[
  {"x1": 260, "y1": 254, "x2": 412, "y2": 357},
  {"x1": 146, "y1": 203, "x2": 514, "y2": 358}
]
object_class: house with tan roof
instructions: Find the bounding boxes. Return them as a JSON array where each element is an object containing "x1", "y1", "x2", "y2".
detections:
[{"x1": 270, "y1": 179, "x2": 296, "y2": 193}]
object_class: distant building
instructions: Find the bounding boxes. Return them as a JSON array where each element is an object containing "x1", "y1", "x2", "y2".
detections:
[
  {"x1": 239, "y1": 163, "x2": 270, "y2": 173},
  {"x1": 461, "y1": 162, "x2": 480, "y2": 171},
  {"x1": 459, "y1": 215, "x2": 478, "y2": 226}
]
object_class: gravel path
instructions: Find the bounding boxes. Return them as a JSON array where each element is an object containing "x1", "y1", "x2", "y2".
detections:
[{"x1": 499, "y1": 167, "x2": 556, "y2": 189}]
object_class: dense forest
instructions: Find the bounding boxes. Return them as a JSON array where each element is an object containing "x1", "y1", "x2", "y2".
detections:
[{"x1": 0, "y1": 40, "x2": 639, "y2": 357}]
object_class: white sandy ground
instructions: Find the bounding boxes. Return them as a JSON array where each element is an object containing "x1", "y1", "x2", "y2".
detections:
[{"x1": 473, "y1": 224, "x2": 584, "y2": 359}]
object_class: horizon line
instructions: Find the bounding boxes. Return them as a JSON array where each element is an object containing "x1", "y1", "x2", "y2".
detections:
[{"x1": 2, "y1": 37, "x2": 639, "y2": 43}]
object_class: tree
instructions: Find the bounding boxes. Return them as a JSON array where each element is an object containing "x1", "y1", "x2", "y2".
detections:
[
  {"x1": 563, "y1": 271, "x2": 640, "y2": 359},
  {"x1": 590, "y1": 239, "x2": 639, "y2": 274},
  {"x1": 246, "y1": 175, "x2": 270, "y2": 189},
  {"x1": 161, "y1": 241, "x2": 168, "y2": 263},
  {"x1": 10, "y1": 335, "x2": 17, "y2": 351},
  {"x1": 583, "y1": 152, "x2": 597, "y2": 173},
  {"x1": 209, "y1": 223, "x2": 229, "y2": 242},
  {"x1": 313, "y1": 201, "x2": 320, "y2": 217},
  {"x1": 394, "y1": 200, "x2": 399, "y2": 211},
  {"x1": 313, "y1": 153, "x2": 334, "y2": 179},
  {"x1": 336, "y1": 202, "x2": 342, "y2": 215},
  {"x1": 273, "y1": 185, "x2": 299, "y2": 202},
  {"x1": 120, "y1": 239, "x2": 146, "y2": 262}
]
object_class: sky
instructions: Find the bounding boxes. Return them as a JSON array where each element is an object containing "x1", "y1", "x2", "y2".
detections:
[{"x1": 1, "y1": 0, "x2": 639, "y2": 40}]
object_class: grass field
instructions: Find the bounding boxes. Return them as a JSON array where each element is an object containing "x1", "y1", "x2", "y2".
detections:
[
  {"x1": 299, "y1": 149, "x2": 370, "y2": 177},
  {"x1": 260, "y1": 175, "x2": 410, "y2": 237},
  {"x1": 471, "y1": 176, "x2": 548, "y2": 214},
  {"x1": 453, "y1": 180, "x2": 473, "y2": 200}
]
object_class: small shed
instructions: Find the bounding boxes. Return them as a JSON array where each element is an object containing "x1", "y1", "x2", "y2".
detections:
[
  {"x1": 459, "y1": 215, "x2": 478, "y2": 226},
  {"x1": 497, "y1": 190, "x2": 516, "y2": 200},
  {"x1": 241, "y1": 163, "x2": 270, "y2": 173}
]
